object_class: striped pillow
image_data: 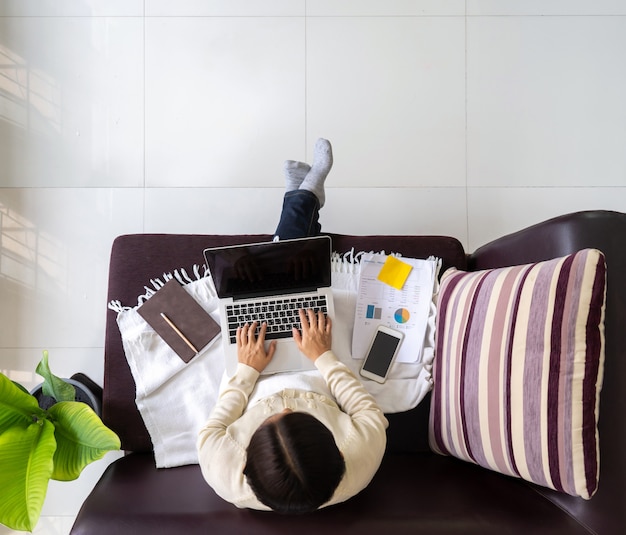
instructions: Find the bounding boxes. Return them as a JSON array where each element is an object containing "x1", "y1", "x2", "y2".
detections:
[{"x1": 429, "y1": 249, "x2": 606, "y2": 499}]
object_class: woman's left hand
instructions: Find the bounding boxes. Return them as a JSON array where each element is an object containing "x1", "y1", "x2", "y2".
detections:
[{"x1": 236, "y1": 321, "x2": 277, "y2": 373}]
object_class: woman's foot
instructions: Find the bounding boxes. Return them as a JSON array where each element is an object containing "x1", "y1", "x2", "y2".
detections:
[
  {"x1": 300, "y1": 138, "x2": 333, "y2": 207},
  {"x1": 284, "y1": 160, "x2": 311, "y2": 191}
]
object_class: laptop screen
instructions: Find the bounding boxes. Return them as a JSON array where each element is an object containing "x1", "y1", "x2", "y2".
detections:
[{"x1": 203, "y1": 236, "x2": 332, "y2": 300}]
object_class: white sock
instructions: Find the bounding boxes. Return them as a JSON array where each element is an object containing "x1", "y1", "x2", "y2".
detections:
[
  {"x1": 300, "y1": 138, "x2": 333, "y2": 207},
  {"x1": 284, "y1": 160, "x2": 311, "y2": 191}
]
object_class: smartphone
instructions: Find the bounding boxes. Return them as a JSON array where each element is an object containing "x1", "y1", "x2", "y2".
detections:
[{"x1": 359, "y1": 326, "x2": 404, "y2": 383}]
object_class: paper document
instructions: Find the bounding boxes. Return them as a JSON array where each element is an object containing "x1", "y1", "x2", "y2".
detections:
[{"x1": 352, "y1": 253, "x2": 439, "y2": 364}]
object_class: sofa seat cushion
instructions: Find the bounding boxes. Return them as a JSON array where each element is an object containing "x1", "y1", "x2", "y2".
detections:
[
  {"x1": 71, "y1": 452, "x2": 591, "y2": 535},
  {"x1": 103, "y1": 233, "x2": 467, "y2": 454}
]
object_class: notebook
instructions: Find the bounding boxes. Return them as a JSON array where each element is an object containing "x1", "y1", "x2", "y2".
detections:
[
  {"x1": 137, "y1": 278, "x2": 221, "y2": 363},
  {"x1": 203, "y1": 236, "x2": 335, "y2": 376}
]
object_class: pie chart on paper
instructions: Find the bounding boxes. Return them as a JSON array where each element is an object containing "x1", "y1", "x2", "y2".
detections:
[{"x1": 394, "y1": 308, "x2": 410, "y2": 324}]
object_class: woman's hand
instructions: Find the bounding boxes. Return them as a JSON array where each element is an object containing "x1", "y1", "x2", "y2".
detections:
[
  {"x1": 236, "y1": 321, "x2": 277, "y2": 373},
  {"x1": 293, "y1": 309, "x2": 332, "y2": 362}
]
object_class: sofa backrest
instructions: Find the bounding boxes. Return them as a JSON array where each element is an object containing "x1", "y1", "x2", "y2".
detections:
[{"x1": 102, "y1": 233, "x2": 467, "y2": 453}]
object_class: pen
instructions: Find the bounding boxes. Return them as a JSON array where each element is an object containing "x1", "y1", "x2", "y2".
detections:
[{"x1": 160, "y1": 313, "x2": 199, "y2": 354}]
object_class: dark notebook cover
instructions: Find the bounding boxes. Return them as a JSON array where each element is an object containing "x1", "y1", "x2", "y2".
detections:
[{"x1": 137, "y1": 278, "x2": 221, "y2": 363}]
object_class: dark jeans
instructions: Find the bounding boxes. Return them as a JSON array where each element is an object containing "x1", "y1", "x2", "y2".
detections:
[{"x1": 273, "y1": 190, "x2": 321, "y2": 240}]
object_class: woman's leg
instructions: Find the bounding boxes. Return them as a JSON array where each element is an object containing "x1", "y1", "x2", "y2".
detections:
[
  {"x1": 273, "y1": 139, "x2": 333, "y2": 240},
  {"x1": 273, "y1": 189, "x2": 321, "y2": 240}
]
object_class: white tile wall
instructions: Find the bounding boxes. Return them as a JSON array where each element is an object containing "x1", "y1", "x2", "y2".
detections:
[
  {"x1": 467, "y1": 16, "x2": 626, "y2": 188},
  {"x1": 467, "y1": 0, "x2": 626, "y2": 16},
  {"x1": 306, "y1": 16, "x2": 466, "y2": 188},
  {"x1": 1, "y1": 1, "x2": 625, "y2": 532},
  {"x1": 0, "y1": 16, "x2": 144, "y2": 187},
  {"x1": 145, "y1": 17, "x2": 306, "y2": 187}
]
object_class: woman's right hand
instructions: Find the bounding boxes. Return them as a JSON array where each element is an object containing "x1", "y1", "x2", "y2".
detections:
[{"x1": 292, "y1": 309, "x2": 332, "y2": 362}]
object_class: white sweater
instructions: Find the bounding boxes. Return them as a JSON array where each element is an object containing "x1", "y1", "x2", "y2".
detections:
[{"x1": 197, "y1": 351, "x2": 389, "y2": 510}]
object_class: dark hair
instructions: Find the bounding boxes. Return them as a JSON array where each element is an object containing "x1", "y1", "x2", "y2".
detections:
[{"x1": 244, "y1": 411, "x2": 346, "y2": 514}]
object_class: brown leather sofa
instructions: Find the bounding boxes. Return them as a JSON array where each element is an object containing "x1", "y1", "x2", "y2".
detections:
[{"x1": 71, "y1": 210, "x2": 625, "y2": 535}]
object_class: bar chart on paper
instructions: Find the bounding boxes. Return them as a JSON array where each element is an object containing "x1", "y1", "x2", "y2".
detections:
[{"x1": 366, "y1": 305, "x2": 382, "y2": 319}]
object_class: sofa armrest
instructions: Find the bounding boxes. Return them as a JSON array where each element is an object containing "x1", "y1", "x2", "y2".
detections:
[
  {"x1": 468, "y1": 210, "x2": 626, "y2": 535},
  {"x1": 467, "y1": 210, "x2": 625, "y2": 270}
]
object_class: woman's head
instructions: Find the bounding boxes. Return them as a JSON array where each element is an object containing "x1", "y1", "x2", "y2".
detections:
[{"x1": 244, "y1": 411, "x2": 345, "y2": 514}]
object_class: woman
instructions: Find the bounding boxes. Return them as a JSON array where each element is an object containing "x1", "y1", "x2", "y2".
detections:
[{"x1": 197, "y1": 139, "x2": 388, "y2": 513}]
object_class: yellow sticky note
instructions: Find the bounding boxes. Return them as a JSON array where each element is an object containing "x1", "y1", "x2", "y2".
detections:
[{"x1": 377, "y1": 256, "x2": 413, "y2": 290}]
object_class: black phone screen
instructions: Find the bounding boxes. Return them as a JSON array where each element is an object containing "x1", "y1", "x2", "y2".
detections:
[{"x1": 362, "y1": 330, "x2": 401, "y2": 377}]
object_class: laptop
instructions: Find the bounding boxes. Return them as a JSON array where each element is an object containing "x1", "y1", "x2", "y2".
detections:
[{"x1": 203, "y1": 236, "x2": 335, "y2": 376}]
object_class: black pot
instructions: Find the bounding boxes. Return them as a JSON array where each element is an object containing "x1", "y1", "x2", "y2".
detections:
[{"x1": 30, "y1": 373, "x2": 103, "y2": 416}]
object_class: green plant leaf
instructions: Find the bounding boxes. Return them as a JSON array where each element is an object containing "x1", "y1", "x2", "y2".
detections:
[
  {"x1": 0, "y1": 373, "x2": 46, "y2": 434},
  {"x1": 0, "y1": 420, "x2": 56, "y2": 532},
  {"x1": 48, "y1": 402, "x2": 120, "y2": 481},
  {"x1": 35, "y1": 350, "x2": 75, "y2": 402},
  {"x1": 11, "y1": 380, "x2": 31, "y2": 395}
]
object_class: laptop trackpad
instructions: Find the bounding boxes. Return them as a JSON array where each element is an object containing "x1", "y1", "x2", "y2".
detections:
[{"x1": 226, "y1": 338, "x2": 315, "y2": 376}]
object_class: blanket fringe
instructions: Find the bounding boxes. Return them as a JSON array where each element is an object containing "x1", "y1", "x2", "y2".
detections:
[
  {"x1": 331, "y1": 248, "x2": 405, "y2": 273},
  {"x1": 108, "y1": 254, "x2": 438, "y2": 313},
  {"x1": 108, "y1": 264, "x2": 210, "y2": 312},
  {"x1": 108, "y1": 300, "x2": 127, "y2": 313}
]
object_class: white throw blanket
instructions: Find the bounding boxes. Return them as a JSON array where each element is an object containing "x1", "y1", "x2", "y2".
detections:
[{"x1": 109, "y1": 251, "x2": 436, "y2": 468}]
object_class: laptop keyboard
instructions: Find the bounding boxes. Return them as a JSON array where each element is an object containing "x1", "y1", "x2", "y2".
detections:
[{"x1": 226, "y1": 294, "x2": 328, "y2": 344}]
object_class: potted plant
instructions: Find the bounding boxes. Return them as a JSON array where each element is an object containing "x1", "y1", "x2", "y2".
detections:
[{"x1": 0, "y1": 351, "x2": 121, "y2": 532}]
